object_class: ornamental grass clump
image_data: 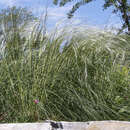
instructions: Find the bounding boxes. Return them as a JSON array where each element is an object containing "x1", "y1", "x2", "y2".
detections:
[{"x1": 0, "y1": 20, "x2": 129, "y2": 122}]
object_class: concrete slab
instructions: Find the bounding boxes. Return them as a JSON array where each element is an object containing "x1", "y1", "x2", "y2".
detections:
[
  {"x1": 0, "y1": 123, "x2": 50, "y2": 130},
  {"x1": 0, "y1": 121, "x2": 130, "y2": 130}
]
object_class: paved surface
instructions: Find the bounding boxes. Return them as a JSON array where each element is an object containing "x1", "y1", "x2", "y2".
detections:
[{"x1": 0, "y1": 121, "x2": 130, "y2": 130}]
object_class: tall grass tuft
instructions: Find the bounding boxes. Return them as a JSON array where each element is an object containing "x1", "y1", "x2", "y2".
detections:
[{"x1": 0, "y1": 19, "x2": 130, "y2": 122}]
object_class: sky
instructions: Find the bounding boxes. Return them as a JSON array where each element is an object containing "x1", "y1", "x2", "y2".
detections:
[{"x1": 0, "y1": 0, "x2": 122, "y2": 30}]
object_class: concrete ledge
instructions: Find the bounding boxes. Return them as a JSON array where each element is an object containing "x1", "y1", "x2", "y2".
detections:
[{"x1": 0, "y1": 121, "x2": 130, "y2": 130}]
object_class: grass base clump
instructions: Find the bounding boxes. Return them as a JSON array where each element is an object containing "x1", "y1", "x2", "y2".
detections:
[{"x1": 0, "y1": 23, "x2": 130, "y2": 122}]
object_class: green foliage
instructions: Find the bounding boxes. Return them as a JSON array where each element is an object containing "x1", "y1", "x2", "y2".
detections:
[
  {"x1": 53, "y1": 0, "x2": 93, "y2": 18},
  {"x1": 0, "y1": 6, "x2": 38, "y2": 60},
  {"x1": 0, "y1": 6, "x2": 36, "y2": 32},
  {"x1": 104, "y1": 0, "x2": 130, "y2": 33},
  {"x1": 0, "y1": 19, "x2": 130, "y2": 122}
]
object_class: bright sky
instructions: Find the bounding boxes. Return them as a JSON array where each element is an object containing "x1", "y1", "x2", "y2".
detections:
[{"x1": 0, "y1": 0, "x2": 122, "y2": 30}]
